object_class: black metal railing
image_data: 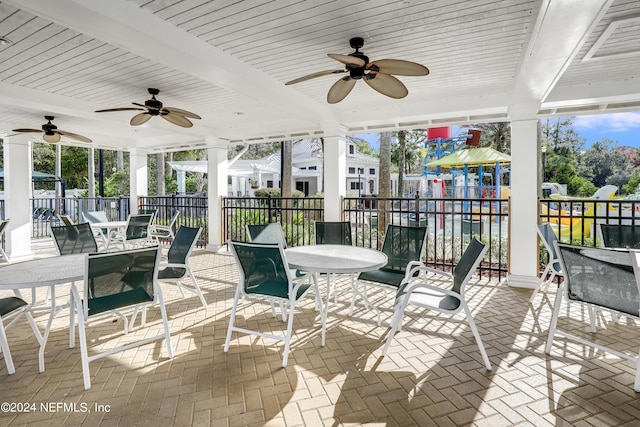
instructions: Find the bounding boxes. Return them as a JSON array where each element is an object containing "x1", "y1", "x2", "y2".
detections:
[
  {"x1": 31, "y1": 197, "x2": 130, "y2": 238},
  {"x1": 540, "y1": 198, "x2": 640, "y2": 246},
  {"x1": 222, "y1": 195, "x2": 324, "y2": 245},
  {"x1": 138, "y1": 195, "x2": 209, "y2": 247},
  {"x1": 344, "y1": 195, "x2": 509, "y2": 280}
]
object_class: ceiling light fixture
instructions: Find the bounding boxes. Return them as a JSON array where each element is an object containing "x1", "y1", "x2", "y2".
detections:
[{"x1": 0, "y1": 36, "x2": 13, "y2": 45}]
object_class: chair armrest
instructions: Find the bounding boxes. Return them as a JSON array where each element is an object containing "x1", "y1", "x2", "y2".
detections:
[
  {"x1": 150, "y1": 225, "x2": 171, "y2": 232},
  {"x1": 404, "y1": 281, "x2": 461, "y2": 299},
  {"x1": 162, "y1": 262, "x2": 186, "y2": 269},
  {"x1": 405, "y1": 263, "x2": 454, "y2": 282}
]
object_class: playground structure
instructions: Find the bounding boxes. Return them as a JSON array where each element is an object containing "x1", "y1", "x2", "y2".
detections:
[{"x1": 543, "y1": 185, "x2": 620, "y2": 240}]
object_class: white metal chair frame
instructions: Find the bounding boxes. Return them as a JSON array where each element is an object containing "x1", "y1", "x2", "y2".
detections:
[
  {"x1": 0, "y1": 297, "x2": 41, "y2": 374},
  {"x1": 545, "y1": 242, "x2": 640, "y2": 392},
  {"x1": 224, "y1": 241, "x2": 312, "y2": 367},
  {"x1": 382, "y1": 238, "x2": 492, "y2": 371},
  {"x1": 149, "y1": 210, "x2": 180, "y2": 243},
  {"x1": 69, "y1": 246, "x2": 174, "y2": 389},
  {"x1": 531, "y1": 222, "x2": 563, "y2": 303}
]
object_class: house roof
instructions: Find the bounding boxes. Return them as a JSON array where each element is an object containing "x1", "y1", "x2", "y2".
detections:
[{"x1": 1, "y1": 1, "x2": 638, "y2": 153}]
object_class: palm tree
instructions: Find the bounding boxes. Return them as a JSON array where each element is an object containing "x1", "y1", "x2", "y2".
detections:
[
  {"x1": 378, "y1": 132, "x2": 392, "y2": 249},
  {"x1": 472, "y1": 122, "x2": 511, "y2": 154}
]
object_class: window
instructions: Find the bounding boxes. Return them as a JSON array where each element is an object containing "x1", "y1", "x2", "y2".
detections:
[
  {"x1": 349, "y1": 145, "x2": 355, "y2": 154},
  {"x1": 267, "y1": 180, "x2": 273, "y2": 188},
  {"x1": 308, "y1": 166, "x2": 317, "y2": 170},
  {"x1": 369, "y1": 168, "x2": 375, "y2": 175},
  {"x1": 358, "y1": 168, "x2": 364, "y2": 174},
  {"x1": 300, "y1": 167, "x2": 307, "y2": 170},
  {"x1": 350, "y1": 182, "x2": 362, "y2": 190},
  {"x1": 348, "y1": 167, "x2": 356, "y2": 174}
]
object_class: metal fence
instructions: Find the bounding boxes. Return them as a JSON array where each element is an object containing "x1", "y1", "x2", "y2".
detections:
[
  {"x1": 343, "y1": 195, "x2": 509, "y2": 280},
  {"x1": 539, "y1": 198, "x2": 640, "y2": 246},
  {"x1": 139, "y1": 195, "x2": 209, "y2": 246},
  {"x1": 30, "y1": 197, "x2": 129, "y2": 238},
  {"x1": 221, "y1": 194, "x2": 509, "y2": 280},
  {"x1": 222, "y1": 195, "x2": 324, "y2": 245}
]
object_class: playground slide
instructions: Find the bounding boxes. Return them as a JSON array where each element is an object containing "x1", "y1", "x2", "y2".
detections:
[{"x1": 547, "y1": 185, "x2": 618, "y2": 240}]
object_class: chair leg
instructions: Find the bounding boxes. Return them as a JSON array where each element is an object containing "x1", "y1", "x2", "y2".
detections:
[
  {"x1": 545, "y1": 284, "x2": 565, "y2": 354},
  {"x1": 154, "y1": 285, "x2": 174, "y2": 359},
  {"x1": 187, "y1": 269, "x2": 207, "y2": 308},
  {"x1": 462, "y1": 303, "x2": 492, "y2": 371},
  {"x1": 0, "y1": 320, "x2": 16, "y2": 374},
  {"x1": 224, "y1": 285, "x2": 243, "y2": 353},
  {"x1": 530, "y1": 264, "x2": 551, "y2": 303},
  {"x1": 71, "y1": 286, "x2": 92, "y2": 390},
  {"x1": 281, "y1": 296, "x2": 297, "y2": 367}
]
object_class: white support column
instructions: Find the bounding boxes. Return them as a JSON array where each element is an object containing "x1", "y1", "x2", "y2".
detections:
[
  {"x1": 206, "y1": 137, "x2": 228, "y2": 252},
  {"x1": 507, "y1": 117, "x2": 541, "y2": 289},
  {"x1": 3, "y1": 137, "x2": 34, "y2": 261},
  {"x1": 129, "y1": 147, "x2": 148, "y2": 215},
  {"x1": 322, "y1": 124, "x2": 347, "y2": 221}
]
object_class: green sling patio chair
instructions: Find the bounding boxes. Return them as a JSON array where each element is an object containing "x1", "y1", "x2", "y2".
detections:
[
  {"x1": 82, "y1": 210, "x2": 112, "y2": 246},
  {"x1": 246, "y1": 222, "x2": 315, "y2": 316},
  {"x1": 224, "y1": 241, "x2": 312, "y2": 367},
  {"x1": 351, "y1": 224, "x2": 427, "y2": 326},
  {"x1": 50, "y1": 222, "x2": 98, "y2": 255},
  {"x1": 69, "y1": 246, "x2": 173, "y2": 389},
  {"x1": 157, "y1": 226, "x2": 206, "y2": 308},
  {"x1": 315, "y1": 221, "x2": 353, "y2": 305},
  {"x1": 149, "y1": 209, "x2": 180, "y2": 243},
  {"x1": 600, "y1": 224, "x2": 640, "y2": 249},
  {"x1": 0, "y1": 219, "x2": 9, "y2": 262},
  {"x1": 112, "y1": 213, "x2": 154, "y2": 249},
  {"x1": 0, "y1": 296, "x2": 40, "y2": 374},
  {"x1": 247, "y1": 223, "x2": 287, "y2": 247},
  {"x1": 315, "y1": 221, "x2": 352, "y2": 245},
  {"x1": 57, "y1": 214, "x2": 74, "y2": 226},
  {"x1": 546, "y1": 243, "x2": 640, "y2": 392},
  {"x1": 382, "y1": 238, "x2": 492, "y2": 371},
  {"x1": 530, "y1": 222, "x2": 563, "y2": 302}
]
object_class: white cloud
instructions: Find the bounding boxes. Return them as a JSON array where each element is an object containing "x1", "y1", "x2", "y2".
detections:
[{"x1": 573, "y1": 112, "x2": 640, "y2": 132}]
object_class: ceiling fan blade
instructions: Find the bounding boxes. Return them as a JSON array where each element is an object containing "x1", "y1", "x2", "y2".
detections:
[
  {"x1": 328, "y1": 53, "x2": 366, "y2": 67},
  {"x1": 327, "y1": 77, "x2": 356, "y2": 104},
  {"x1": 12, "y1": 128, "x2": 43, "y2": 133},
  {"x1": 286, "y1": 69, "x2": 347, "y2": 85},
  {"x1": 58, "y1": 130, "x2": 92, "y2": 143},
  {"x1": 368, "y1": 59, "x2": 429, "y2": 76},
  {"x1": 164, "y1": 107, "x2": 201, "y2": 120},
  {"x1": 130, "y1": 112, "x2": 152, "y2": 126},
  {"x1": 364, "y1": 72, "x2": 408, "y2": 99},
  {"x1": 43, "y1": 132, "x2": 61, "y2": 143},
  {"x1": 161, "y1": 112, "x2": 193, "y2": 128},
  {"x1": 95, "y1": 107, "x2": 145, "y2": 113}
]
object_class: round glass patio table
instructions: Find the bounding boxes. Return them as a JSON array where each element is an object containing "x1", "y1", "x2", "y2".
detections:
[{"x1": 284, "y1": 244, "x2": 387, "y2": 346}]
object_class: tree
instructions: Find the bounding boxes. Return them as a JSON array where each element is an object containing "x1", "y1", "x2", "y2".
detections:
[
  {"x1": 377, "y1": 132, "x2": 392, "y2": 248},
  {"x1": 156, "y1": 152, "x2": 165, "y2": 196},
  {"x1": 472, "y1": 122, "x2": 511, "y2": 153}
]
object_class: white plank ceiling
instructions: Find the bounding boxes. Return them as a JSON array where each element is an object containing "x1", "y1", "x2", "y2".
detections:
[{"x1": 0, "y1": 0, "x2": 639, "y2": 151}]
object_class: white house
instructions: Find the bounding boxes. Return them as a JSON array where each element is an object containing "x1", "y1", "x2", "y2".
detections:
[{"x1": 169, "y1": 139, "x2": 380, "y2": 197}]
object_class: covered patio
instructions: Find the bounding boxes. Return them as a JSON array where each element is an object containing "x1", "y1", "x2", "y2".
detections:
[
  {"x1": 2, "y1": 241, "x2": 640, "y2": 426},
  {"x1": 2, "y1": 1, "x2": 640, "y2": 424}
]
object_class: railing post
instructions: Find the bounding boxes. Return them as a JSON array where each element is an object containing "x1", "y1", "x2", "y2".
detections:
[{"x1": 268, "y1": 193, "x2": 273, "y2": 223}]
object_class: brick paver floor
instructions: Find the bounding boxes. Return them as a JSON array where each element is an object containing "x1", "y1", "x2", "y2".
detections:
[{"x1": 1, "y1": 243, "x2": 640, "y2": 426}]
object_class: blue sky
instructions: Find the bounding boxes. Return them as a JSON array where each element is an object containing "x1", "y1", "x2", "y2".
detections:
[{"x1": 356, "y1": 111, "x2": 640, "y2": 151}]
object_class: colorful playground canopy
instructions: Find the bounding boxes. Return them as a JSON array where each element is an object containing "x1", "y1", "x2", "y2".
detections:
[{"x1": 426, "y1": 147, "x2": 511, "y2": 168}]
